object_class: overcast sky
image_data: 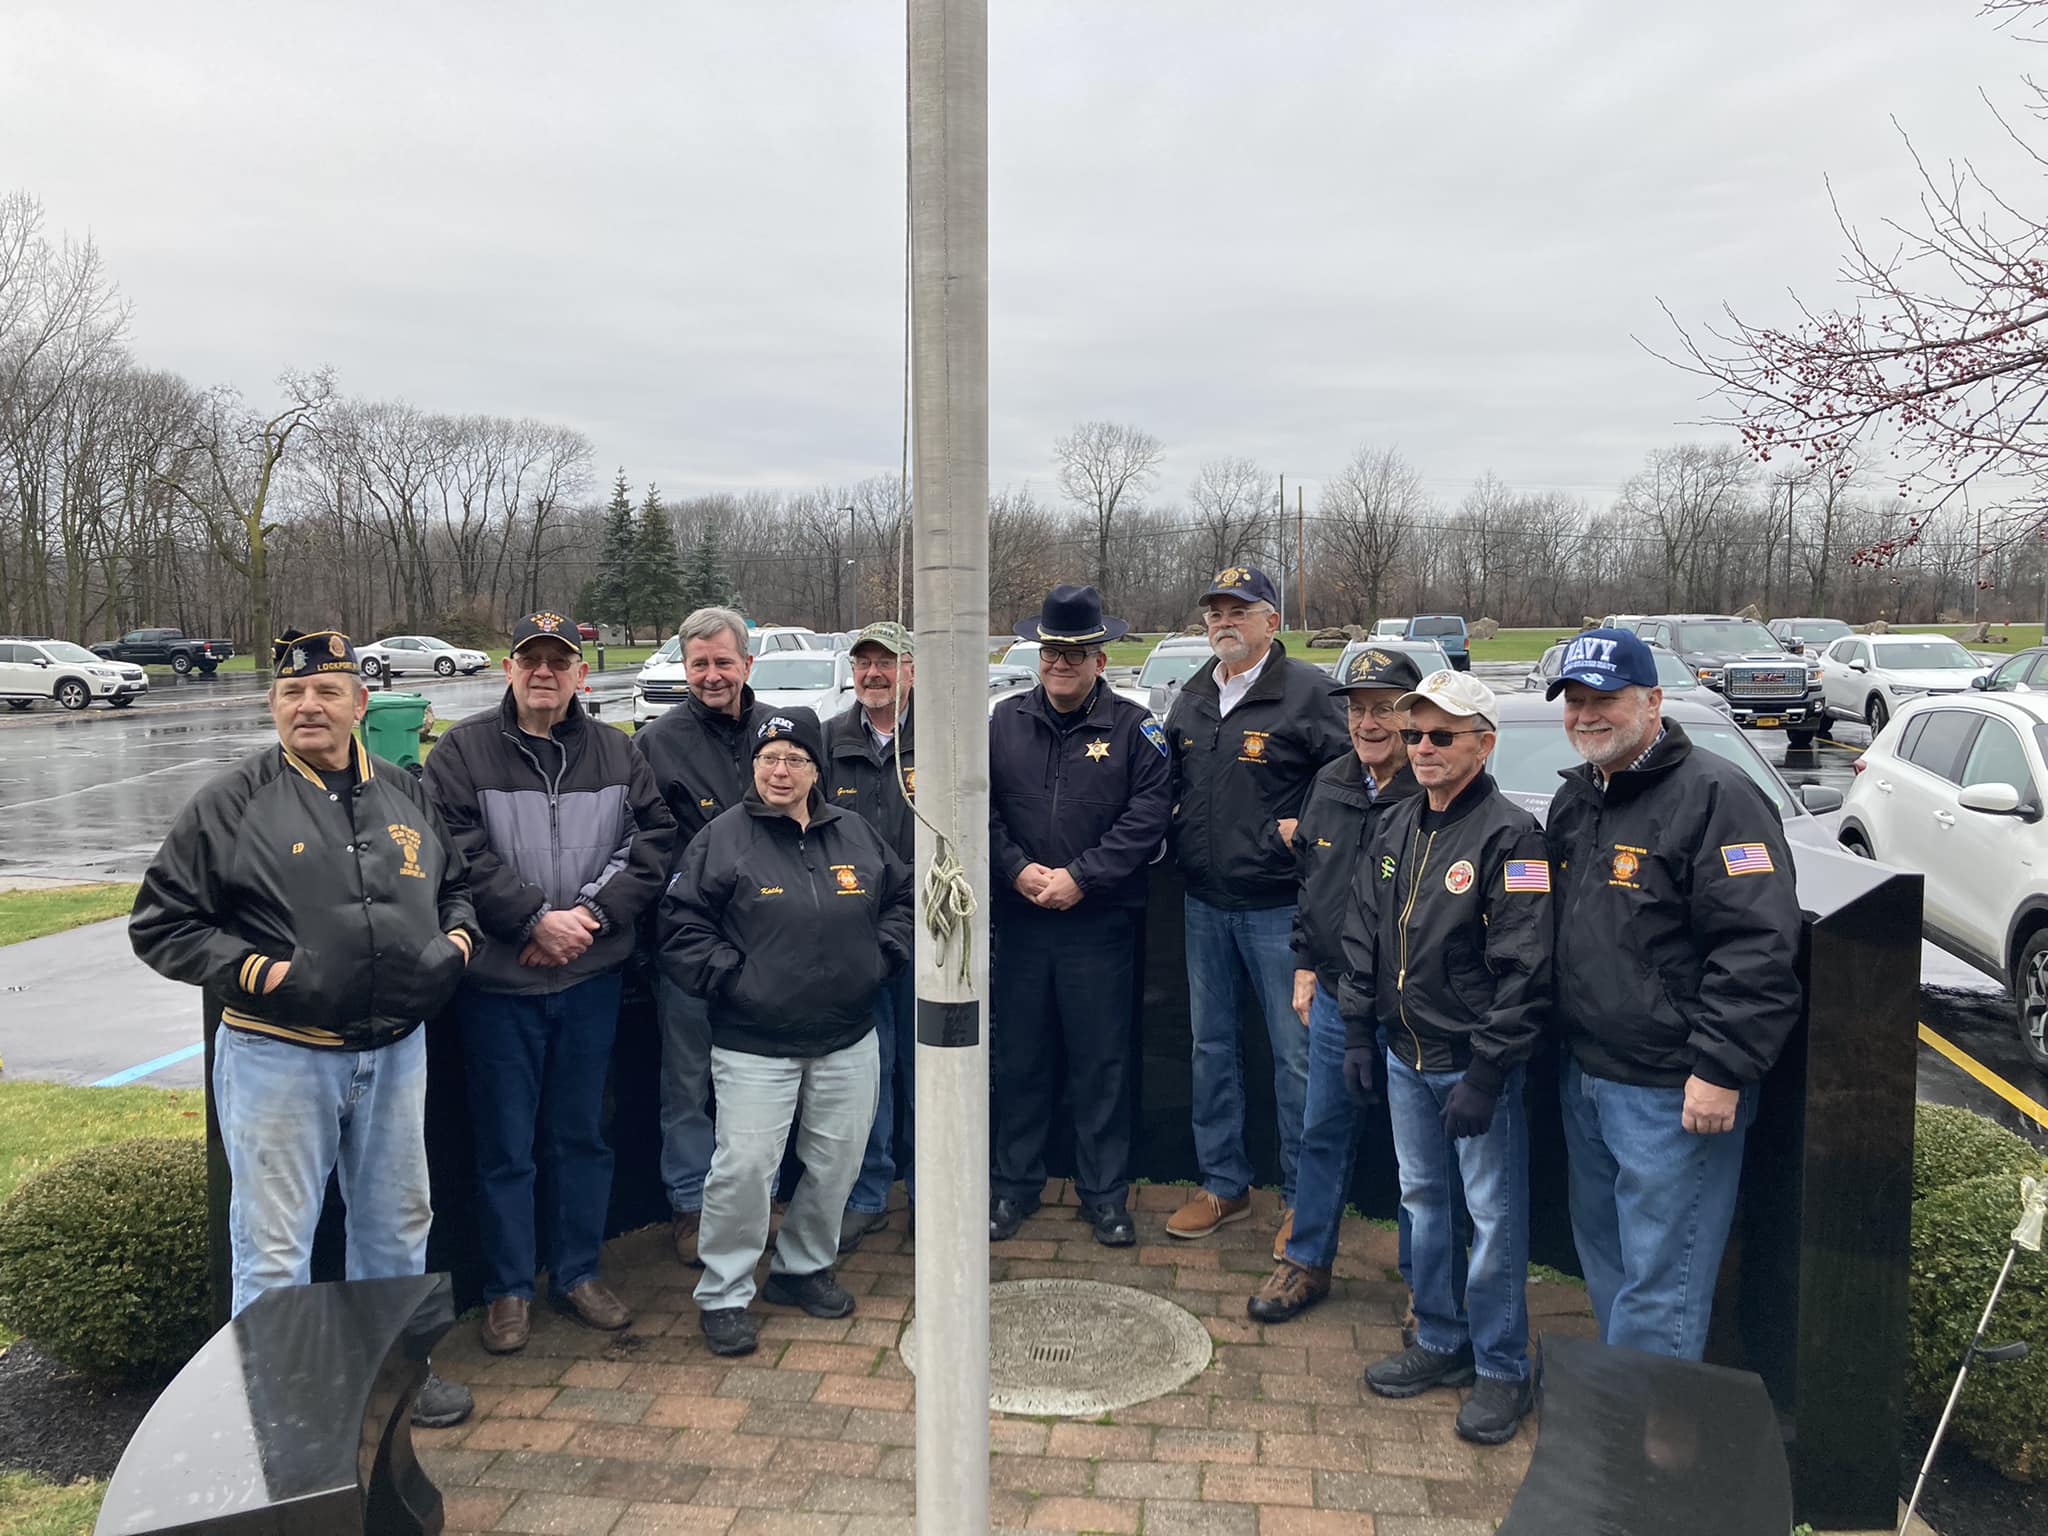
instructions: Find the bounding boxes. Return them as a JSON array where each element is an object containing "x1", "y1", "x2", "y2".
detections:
[{"x1": 3, "y1": 0, "x2": 2037, "y2": 511}]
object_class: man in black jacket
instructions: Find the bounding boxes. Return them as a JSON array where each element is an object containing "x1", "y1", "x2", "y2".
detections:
[
  {"x1": 1544, "y1": 627, "x2": 1800, "y2": 1361},
  {"x1": 826, "y1": 621, "x2": 919, "y2": 1252},
  {"x1": 1341, "y1": 670, "x2": 1551, "y2": 1446},
  {"x1": 630, "y1": 606, "x2": 767, "y2": 1267},
  {"x1": 132, "y1": 628, "x2": 479, "y2": 1427},
  {"x1": 423, "y1": 612, "x2": 674, "y2": 1353},
  {"x1": 1163, "y1": 567, "x2": 1350, "y2": 1249},
  {"x1": 1248, "y1": 645, "x2": 1421, "y2": 1323},
  {"x1": 988, "y1": 586, "x2": 1172, "y2": 1247}
]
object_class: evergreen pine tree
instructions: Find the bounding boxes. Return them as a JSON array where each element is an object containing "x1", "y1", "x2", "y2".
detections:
[
  {"x1": 681, "y1": 517, "x2": 733, "y2": 614},
  {"x1": 631, "y1": 482, "x2": 684, "y2": 636},
  {"x1": 594, "y1": 468, "x2": 637, "y2": 637}
]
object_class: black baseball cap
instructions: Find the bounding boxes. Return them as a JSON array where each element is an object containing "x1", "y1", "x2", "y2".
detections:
[
  {"x1": 510, "y1": 611, "x2": 583, "y2": 656},
  {"x1": 1328, "y1": 646, "x2": 1424, "y2": 696}
]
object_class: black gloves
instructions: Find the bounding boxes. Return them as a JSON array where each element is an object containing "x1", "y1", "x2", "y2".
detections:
[
  {"x1": 1440, "y1": 1077, "x2": 1499, "y2": 1139},
  {"x1": 1342, "y1": 1045, "x2": 1378, "y2": 1105}
]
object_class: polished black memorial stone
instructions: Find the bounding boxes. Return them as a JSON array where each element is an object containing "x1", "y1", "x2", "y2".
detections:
[{"x1": 97, "y1": 1274, "x2": 454, "y2": 1536}]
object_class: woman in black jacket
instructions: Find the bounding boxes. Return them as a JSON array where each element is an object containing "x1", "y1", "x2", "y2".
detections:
[{"x1": 658, "y1": 708, "x2": 913, "y2": 1358}]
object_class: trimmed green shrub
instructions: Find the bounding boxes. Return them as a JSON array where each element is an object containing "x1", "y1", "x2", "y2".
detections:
[
  {"x1": 1909, "y1": 1169, "x2": 2048, "y2": 1482},
  {"x1": 0, "y1": 1137, "x2": 209, "y2": 1382},
  {"x1": 1914, "y1": 1102, "x2": 2045, "y2": 1201}
]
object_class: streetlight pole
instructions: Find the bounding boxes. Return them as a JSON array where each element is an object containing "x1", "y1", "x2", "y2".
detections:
[{"x1": 839, "y1": 504, "x2": 857, "y2": 630}]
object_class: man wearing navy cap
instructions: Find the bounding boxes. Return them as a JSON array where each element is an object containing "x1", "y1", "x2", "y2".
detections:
[
  {"x1": 1545, "y1": 626, "x2": 1800, "y2": 1360},
  {"x1": 1163, "y1": 567, "x2": 1349, "y2": 1250}
]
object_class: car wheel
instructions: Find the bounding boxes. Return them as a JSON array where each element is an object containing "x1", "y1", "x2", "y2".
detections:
[
  {"x1": 5, "y1": 699, "x2": 32, "y2": 711},
  {"x1": 1865, "y1": 694, "x2": 1889, "y2": 734},
  {"x1": 55, "y1": 680, "x2": 90, "y2": 711},
  {"x1": 170, "y1": 653, "x2": 193, "y2": 675},
  {"x1": 110, "y1": 696, "x2": 134, "y2": 708},
  {"x1": 197, "y1": 661, "x2": 218, "y2": 675},
  {"x1": 434, "y1": 655, "x2": 456, "y2": 676},
  {"x1": 1788, "y1": 727, "x2": 1818, "y2": 750},
  {"x1": 2018, "y1": 929, "x2": 2048, "y2": 1075},
  {"x1": 1838, "y1": 830, "x2": 1872, "y2": 859},
  {"x1": 360, "y1": 655, "x2": 383, "y2": 679}
]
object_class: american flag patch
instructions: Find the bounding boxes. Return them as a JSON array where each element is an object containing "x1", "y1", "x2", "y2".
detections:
[
  {"x1": 1503, "y1": 860, "x2": 1551, "y2": 892},
  {"x1": 1720, "y1": 843, "x2": 1775, "y2": 877}
]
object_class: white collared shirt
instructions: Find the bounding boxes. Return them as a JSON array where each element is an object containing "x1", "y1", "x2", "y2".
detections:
[{"x1": 1214, "y1": 648, "x2": 1272, "y2": 718}]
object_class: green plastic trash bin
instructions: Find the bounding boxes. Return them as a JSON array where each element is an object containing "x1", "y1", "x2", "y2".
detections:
[{"x1": 361, "y1": 691, "x2": 430, "y2": 773}]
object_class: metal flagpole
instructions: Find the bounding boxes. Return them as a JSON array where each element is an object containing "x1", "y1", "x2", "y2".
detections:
[{"x1": 908, "y1": 1, "x2": 991, "y2": 1531}]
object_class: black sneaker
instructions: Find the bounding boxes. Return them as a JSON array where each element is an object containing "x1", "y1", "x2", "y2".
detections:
[
  {"x1": 409, "y1": 1370, "x2": 473, "y2": 1428},
  {"x1": 989, "y1": 1195, "x2": 1036, "y2": 1242},
  {"x1": 1363, "y1": 1341, "x2": 1477, "y2": 1399},
  {"x1": 1456, "y1": 1373, "x2": 1533, "y2": 1444},
  {"x1": 1079, "y1": 1202, "x2": 1135, "y2": 1247},
  {"x1": 762, "y1": 1268, "x2": 856, "y2": 1319},
  {"x1": 839, "y1": 1208, "x2": 891, "y2": 1255},
  {"x1": 700, "y1": 1306, "x2": 758, "y2": 1357}
]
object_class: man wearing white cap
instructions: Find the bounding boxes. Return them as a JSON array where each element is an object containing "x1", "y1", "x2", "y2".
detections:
[{"x1": 1339, "y1": 670, "x2": 1552, "y2": 1445}]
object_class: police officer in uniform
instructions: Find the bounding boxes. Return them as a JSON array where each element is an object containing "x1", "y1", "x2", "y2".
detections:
[{"x1": 988, "y1": 585, "x2": 1172, "y2": 1246}]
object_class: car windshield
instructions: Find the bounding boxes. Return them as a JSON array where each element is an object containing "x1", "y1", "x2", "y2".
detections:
[
  {"x1": 1651, "y1": 651, "x2": 1699, "y2": 688},
  {"x1": 1875, "y1": 641, "x2": 1979, "y2": 670},
  {"x1": 43, "y1": 642, "x2": 100, "y2": 664},
  {"x1": 1675, "y1": 621, "x2": 1780, "y2": 653},
  {"x1": 750, "y1": 657, "x2": 836, "y2": 690},
  {"x1": 1791, "y1": 620, "x2": 1852, "y2": 644},
  {"x1": 1140, "y1": 650, "x2": 1208, "y2": 687},
  {"x1": 1490, "y1": 719, "x2": 1796, "y2": 818},
  {"x1": 647, "y1": 636, "x2": 680, "y2": 664},
  {"x1": 1410, "y1": 617, "x2": 1464, "y2": 638}
]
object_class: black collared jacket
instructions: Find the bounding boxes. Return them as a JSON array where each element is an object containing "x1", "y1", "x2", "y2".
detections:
[
  {"x1": 989, "y1": 680, "x2": 1173, "y2": 911},
  {"x1": 1545, "y1": 721, "x2": 1801, "y2": 1089},
  {"x1": 1289, "y1": 757, "x2": 1421, "y2": 992},
  {"x1": 1338, "y1": 772, "x2": 1553, "y2": 1092},
  {"x1": 1165, "y1": 640, "x2": 1351, "y2": 910},
  {"x1": 824, "y1": 700, "x2": 915, "y2": 862},
  {"x1": 631, "y1": 685, "x2": 769, "y2": 869},
  {"x1": 131, "y1": 736, "x2": 478, "y2": 1050},
  {"x1": 658, "y1": 790, "x2": 913, "y2": 1058}
]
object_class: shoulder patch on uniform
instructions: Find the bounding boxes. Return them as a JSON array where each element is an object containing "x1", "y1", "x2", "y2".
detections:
[
  {"x1": 1140, "y1": 719, "x2": 1168, "y2": 757},
  {"x1": 1503, "y1": 859, "x2": 1550, "y2": 893},
  {"x1": 1720, "y1": 842, "x2": 1775, "y2": 876}
]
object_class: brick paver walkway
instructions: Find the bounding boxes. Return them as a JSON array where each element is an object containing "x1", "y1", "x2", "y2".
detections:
[{"x1": 417, "y1": 1184, "x2": 1597, "y2": 1535}]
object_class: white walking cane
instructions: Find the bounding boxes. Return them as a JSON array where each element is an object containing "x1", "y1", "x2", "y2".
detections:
[{"x1": 1899, "y1": 1174, "x2": 2047, "y2": 1536}]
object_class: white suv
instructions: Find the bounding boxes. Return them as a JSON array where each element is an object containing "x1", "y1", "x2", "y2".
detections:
[
  {"x1": 1836, "y1": 692, "x2": 2048, "y2": 1070},
  {"x1": 0, "y1": 637, "x2": 149, "y2": 712},
  {"x1": 1816, "y1": 632, "x2": 1990, "y2": 736}
]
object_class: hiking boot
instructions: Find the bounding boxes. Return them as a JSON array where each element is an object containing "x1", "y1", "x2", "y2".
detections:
[
  {"x1": 1079, "y1": 1201, "x2": 1135, "y2": 1247},
  {"x1": 839, "y1": 1208, "x2": 891, "y2": 1255},
  {"x1": 1364, "y1": 1340, "x2": 1477, "y2": 1399},
  {"x1": 478, "y1": 1296, "x2": 529, "y2": 1354},
  {"x1": 1246, "y1": 1260, "x2": 1331, "y2": 1324},
  {"x1": 989, "y1": 1195, "x2": 1036, "y2": 1242},
  {"x1": 1271, "y1": 1207, "x2": 1295, "y2": 1262},
  {"x1": 1165, "y1": 1190, "x2": 1252, "y2": 1239},
  {"x1": 1456, "y1": 1373, "x2": 1534, "y2": 1445},
  {"x1": 700, "y1": 1306, "x2": 758, "y2": 1357},
  {"x1": 410, "y1": 1370, "x2": 474, "y2": 1428},
  {"x1": 551, "y1": 1278, "x2": 632, "y2": 1332},
  {"x1": 671, "y1": 1209, "x2": 703, "y2": 1268},
  {"x1": 762, "y1": 1268, "x2": 856, "y2": 1319}
]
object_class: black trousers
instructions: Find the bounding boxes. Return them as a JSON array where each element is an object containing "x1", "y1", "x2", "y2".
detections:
[{"x1": 990, "y1": 901, "x2": 1137, "y2": 1209}]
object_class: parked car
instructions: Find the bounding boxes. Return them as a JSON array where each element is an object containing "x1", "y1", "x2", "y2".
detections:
[
  {"x1": 1333, "y1": 637, "x2": 1452, "y2": 686},
  {"x1": 1977, "y1": 646, "x2": 2048, "y2": 694},
  {"x1": 1136, "y1": 635, "x2": 1214, "y2": 716},
  {"x1": 1634, "y1": 614, "x2": 1826, "y2": 746},
  {"x1": 1404, "y1": 615, "x2": 1470, "y2": 670},
  {"x1": 356, "y1": 635, "x2": 491, "y2": 680},
  {"x1": 641, "y1": 635, "x2": 681, "y2": 670},
  {"x1": 1522, "y1": 641, "x2": 1734, "y2": 716},
  {"x1": 1816, "y1": 632, "x2": 1991, "y2": 737},
  {"x1": 89, "y1": 627, "x2": 235, "y2": 675},
  {"x1": 748, "y1": 649, "x2": 856, "y2": 716},
  {"x1": 751, "y1": 625, "x2": 822, "y2": 656},
  {"x1": 575, "y1": 620, "x2": 600, "y2": 642},
  {"x1": 1835, "y1": 692, "x2": 2048, "y2": 1070},
  {"x1": 1598, "y1": 613, "x2": 1649, "y2": 633},
  {"x1": 1369, "y1": 617, "x2": 1409, "y2": 638},
  {"x1": 1767, "y1": 616, "x2": 1855, "y2": 655},
  {"x1": 0, "y1": 636, "x2": 149, "y2": 711}
]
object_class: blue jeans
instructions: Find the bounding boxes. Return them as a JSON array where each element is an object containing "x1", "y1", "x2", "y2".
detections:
[
  {"x1": 847, "y1": 970, "x2": 915, "y2": 1214},
  {"x1": 1185, "y1": 896, "x2": 1310, "y2": 1204},
  {"x1": 1385, "y1": 1053, "x2": 1530, "y2": 1382},
  {"x1": 1561, "y1": 1055, "x2": 1756, "y2": 1361},
  {"x1": 212, "y1": 1026, "x2": 431, "y2": 1318},
  {"x1": 657, "y1": 975, "x2": 715, "y2": 1215},
  {"x1": 459, "y1": 972, "x2": 623, "y2": 1302},
  {"x1": 1283, "y1": 983, "x2": 1356, "y2": 1269}
]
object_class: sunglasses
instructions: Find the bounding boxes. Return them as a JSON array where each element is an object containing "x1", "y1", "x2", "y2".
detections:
[{"x1": 1399, "y1": 726, "x2": 1489, "y2": 747}]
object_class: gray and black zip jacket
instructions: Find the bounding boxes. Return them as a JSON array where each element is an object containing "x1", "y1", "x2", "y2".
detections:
[
  {"x1": 131, "y1": 737, "x2": 478, "y2": 1050},
  {"x1": 632, "y1": 685, "x2": 770, "y2": 872},
  {"x1": 825, "y1": 700, "x2": 915, "y2": 861},
  {"x1": 1289, "y1": 758, "x2": 1420, "y2": 993},
  {"x1": 1338, "y1": 772, "x2": 1553, "y2": 1092},
  {"x1": 423, "y1": 690, "x2": 675, "y2": 996},
  {"x1": 658, "y1": 790, "x2": 914, "y2": 1058}
]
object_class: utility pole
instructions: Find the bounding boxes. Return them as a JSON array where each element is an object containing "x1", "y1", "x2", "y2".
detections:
[
  {"x1": 1276, "y1": 473, "x2": 1288, "y2": 626},
  {"x1": 1296, "y1": 484, "x2": 1306, "y2": 631},
  {"x1": 908, "y1": 3, "x2": 991, "y2": 1532},
  {"x1": 1784, "y1": 478, "x2": 1794, "y2": 615},
  {"x1": 840, "y1": 503, "x2": 858, "y2": 630}
]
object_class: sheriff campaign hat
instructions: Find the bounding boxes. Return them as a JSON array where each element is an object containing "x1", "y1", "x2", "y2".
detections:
[{"x1": 1016, "y1": 584, "x2": 1129, "y2": 645}]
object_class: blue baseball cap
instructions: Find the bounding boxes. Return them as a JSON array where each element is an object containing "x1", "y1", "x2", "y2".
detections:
[
  {"x1": 1200, "y1": 565, "x2": 1280, "y2": 608},
  {"x1": 1545, "y1": 627, "x2": 1660, "y2": 699}
]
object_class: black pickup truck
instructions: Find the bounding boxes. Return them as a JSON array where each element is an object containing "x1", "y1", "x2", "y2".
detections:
[{"x1": 91, "y1": 627, "x2": 236, "y2": 674}]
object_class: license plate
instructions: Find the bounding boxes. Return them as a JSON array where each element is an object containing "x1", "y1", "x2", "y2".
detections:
[{"x1": 1754, "y1": 716, "x2": 1781, "y2": 729}]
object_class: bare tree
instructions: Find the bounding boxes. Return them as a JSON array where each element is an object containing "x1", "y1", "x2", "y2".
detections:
[
  {"x1": 1315, "y1": 446, "x2": 1425, "y2": 622},
  {"x1": 1052, "y1": 420, "x2": 1162, "y2": 592},
  {"x1": 1615, "y1": 444, "x2": 1754, "y2": 611},
  {"x1": 1186, "y1": 456, "x2": 1271, "y2": 580}
]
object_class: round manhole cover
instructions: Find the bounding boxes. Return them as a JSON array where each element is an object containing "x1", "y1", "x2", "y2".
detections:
[{"x1": 900, "y1": 1279, "x2": 1211, "y2": 1416}]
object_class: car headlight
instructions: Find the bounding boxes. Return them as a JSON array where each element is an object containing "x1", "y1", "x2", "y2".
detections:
[
  {"x1": 1696, "y1": 667, "x2": 1721, "y2": 682},
  {"x1": 1890, "y1": 684, "x2": 1924, "y2": 697}
]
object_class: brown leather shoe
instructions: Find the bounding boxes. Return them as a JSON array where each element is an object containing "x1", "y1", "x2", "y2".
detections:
[
  {"x1": 552, "y1": 1278, "x2": 632, "y2": 1331},
  {"x1": 1246, "y1": 1259, "x2": 1331, "y2": 1323},
  {"x1": 1271, "y1": 1207, "x2": 1296, "y2": 1262},
  {"x1": 479, "y1": 1296, "x2": 529, "y2": 1354},
  {"x1": 671, "y1": 1209, "x2": 703, "y2": 1268},
  {"x1": 1165, "y1": 1189, "x2": 1252, "y2": 1240}
]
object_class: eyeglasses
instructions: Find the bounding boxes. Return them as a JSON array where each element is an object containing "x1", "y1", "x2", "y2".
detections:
[
  {"x1": 1399, "y1": 726, "x2": 1490, "y2": 747},
  {"x1": 1348, "y1": 701, "x2": 1401, "y2": 720},
  {"x1": 512, "y1": 651, "x2": 579, "y2": 673},
  {"x1": 1040, "y1": 646, "x2": 1097, "y2": 669},
  {"x1": 756, "y1": 753, "x2": 815, "y2": 770}
]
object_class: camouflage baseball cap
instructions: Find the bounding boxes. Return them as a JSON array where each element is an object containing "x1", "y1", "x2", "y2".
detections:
[{"x1": 850, "y1": 621, "x2": 913, "y2": 656}]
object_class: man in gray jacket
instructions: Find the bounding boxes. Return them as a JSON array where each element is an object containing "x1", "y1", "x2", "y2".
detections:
[{"x1": 423, "y1": 611, "x2": 676, "y2": 1353}]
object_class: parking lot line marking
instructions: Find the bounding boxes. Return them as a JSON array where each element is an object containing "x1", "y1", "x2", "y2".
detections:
[
  {"x1": 92, "y1": 1041, "x2": 203, "y2": 1088},
  {"x1": 1918, "y1": 1022, "x2": 2048, "y2": 1129}
]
